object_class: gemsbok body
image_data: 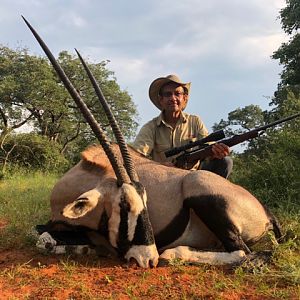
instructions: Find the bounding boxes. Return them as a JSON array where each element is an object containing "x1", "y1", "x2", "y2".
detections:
[
  {"x1": 23, "y1": 17, "x2": 281, "y2": 268},
  {"x1": 50, "y1": 143, "x2": 281, "y2": 266}
]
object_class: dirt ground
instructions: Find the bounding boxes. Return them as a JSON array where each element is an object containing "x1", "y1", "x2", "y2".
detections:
[
  {"x1": 0, "y1": 247, "x2": 298, "y2": 300},
  {"x1": 0, "y1": 217, "x2": 299, "y2": 299}
]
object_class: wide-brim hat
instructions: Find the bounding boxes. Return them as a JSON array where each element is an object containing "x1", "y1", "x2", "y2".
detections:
[{"x1": 149, "y1": 74, "x2": 191, "y2": 110}]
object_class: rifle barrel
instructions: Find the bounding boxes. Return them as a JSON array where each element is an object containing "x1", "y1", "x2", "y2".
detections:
[
  {"x1": 175, "y1": 112, "x2": 300, "y2": 168},
  {"x1": 256, "y1": 112, "x2": 300, "y2": 132}
]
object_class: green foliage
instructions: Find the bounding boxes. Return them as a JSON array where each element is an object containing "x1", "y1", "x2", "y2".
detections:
[
  {"x1": 0, "y1": 172, "x2": 56, "y2": 249},
  {"x1": 278, "y1": 0, "x2": 300, "y2": 35},
  {"x1": 272, "y1": 0, "x2": 300, "y2": 105},
  {"x1": 216, "y1": 1, "x2": 300, "y2": 212},
  {"x1": 0, "y1": 45, "x2": 139, "y2": 170},
  {"x1": 271, "y1": 85, "x2": 300, "y2": 116},
  {"x1": 231, "y1": 129, "x2": 300, "y2": 209},
  {"x1": 212, "y1": 105, "x2": 265, "y2": 134},
  {"x1": 272, "y1": 34, "x2": 300, "y2": 87},
  {"x1": 0, "y1": 46, "x2": 65, "y2": 133},
  {"x1": 1, "y1": 133, "x2": 70, "y2": 173},
  {"x1": 56, "y1": 50, "x2": 139, "y2": 143},
  {"x1": 215, "y1": 102, "x2": 300, "y2": 209}
]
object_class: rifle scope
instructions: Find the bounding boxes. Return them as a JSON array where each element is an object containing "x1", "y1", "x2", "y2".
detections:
[{"x1": 165, "y1": 129, "x2": 225, "y2": 158}]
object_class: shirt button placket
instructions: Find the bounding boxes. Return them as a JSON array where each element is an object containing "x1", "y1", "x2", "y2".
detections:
[{"x1": 171, "y1": 127, "x2": 176, "y2": 148}]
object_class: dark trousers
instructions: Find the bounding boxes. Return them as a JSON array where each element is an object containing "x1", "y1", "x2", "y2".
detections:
[{"x1": 200, "y1": 156, "x2": 233, "y2": 179}]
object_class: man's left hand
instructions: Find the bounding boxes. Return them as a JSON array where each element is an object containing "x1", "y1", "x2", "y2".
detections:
[{"x1": 211, "y1": 143, "x2": 230, "y2": 159}]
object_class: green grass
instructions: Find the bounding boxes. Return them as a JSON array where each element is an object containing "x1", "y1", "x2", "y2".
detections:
[{"x1": 0, "y1": 172, "x2": 58, "y2": 249}]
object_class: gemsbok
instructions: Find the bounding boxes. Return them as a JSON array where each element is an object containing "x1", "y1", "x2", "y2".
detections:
[{"x1": 23, "y1": 17, "x2": 282, "y2": 268}]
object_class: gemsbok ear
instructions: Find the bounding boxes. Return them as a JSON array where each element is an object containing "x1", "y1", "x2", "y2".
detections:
[{"x1": 62, "y1": 189, "x2": 101, "y2": 219}]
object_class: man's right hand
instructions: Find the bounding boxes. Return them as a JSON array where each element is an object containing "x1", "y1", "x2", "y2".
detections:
[{"x1": 211, "y1": 143, "x2": 230, "y2": 159}]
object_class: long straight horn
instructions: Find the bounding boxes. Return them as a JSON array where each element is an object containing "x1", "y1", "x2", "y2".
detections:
[
  {"x1": 75, "y1": 49, "x2": 139, "y2": 183},
  {"x1": 22, "y1": 16, "x2": 130, "y2": 186}
]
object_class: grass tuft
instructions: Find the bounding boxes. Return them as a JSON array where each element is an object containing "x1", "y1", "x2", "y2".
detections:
[{"x1": 0, "y1": 172, "x2": 58, "y2": 250}]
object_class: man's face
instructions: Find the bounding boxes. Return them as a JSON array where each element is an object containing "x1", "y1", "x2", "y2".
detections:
[{"x1": 159, "y1": 83, "x2": 188, "y2": 113}]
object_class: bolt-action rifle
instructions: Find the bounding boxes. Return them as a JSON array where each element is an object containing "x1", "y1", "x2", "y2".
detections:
[
  {"x1": 165, "y1": 113, "x2": 300, "y2": 169},
  {"x1": 164, "y1": 129, "x2": 226, "y2": 158}
]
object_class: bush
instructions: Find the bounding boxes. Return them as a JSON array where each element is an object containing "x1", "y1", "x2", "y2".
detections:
[
  {"x1": 231, "y1": 130, "x2": 300, "y2": 210},
  {"x1": 1, "y1": 133, "x2": 70, "y2": 173}
]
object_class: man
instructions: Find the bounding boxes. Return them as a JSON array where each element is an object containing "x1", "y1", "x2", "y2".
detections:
[{"x1": 132, "y1": 74, "x2": 233, "y2": 178}]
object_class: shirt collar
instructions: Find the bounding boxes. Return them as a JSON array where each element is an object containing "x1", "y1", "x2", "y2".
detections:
[{"x1": 156, "y1": 111, "x2": 188, "y2": 126}]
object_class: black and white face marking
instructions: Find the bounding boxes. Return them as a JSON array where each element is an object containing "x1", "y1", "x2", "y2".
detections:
[
  {"x1": 116, "y1": 183, "x2": 155, "y2": 250},
  {"x1": 108, "y1": 182, "x2": 159, "y2": 268}
]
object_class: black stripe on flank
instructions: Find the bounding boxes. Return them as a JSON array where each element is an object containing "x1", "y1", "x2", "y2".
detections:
[
  {"x1": 154, "y1": 207, "x2": 190, "y2": 249},
  {"x1": 184, "y1": 195, "x2": 250, "y2": 253}
]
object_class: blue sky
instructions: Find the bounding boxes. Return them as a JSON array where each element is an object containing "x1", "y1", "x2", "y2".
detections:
[{"x1": 1, "y1": 0, "x2": 287, "y2": 134}]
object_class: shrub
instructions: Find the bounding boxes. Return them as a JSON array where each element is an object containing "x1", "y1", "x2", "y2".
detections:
[
  {"x1": 1, "y1": 133, "x2": 70, "y2": 173},
  {"x1": 231, "y1": 131, "x2": 300, "y2": 210}
]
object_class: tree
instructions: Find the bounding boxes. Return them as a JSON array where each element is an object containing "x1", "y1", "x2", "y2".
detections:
[
  {"x1": 212, "y1": 105, "x2": 267, "y2": 152},
  {"x1": 212, "y1": 1, "x2": 300, "y2": 208},
  {"x1": 271, "y1": 0, "x2": 300, "y2": 116},
  {"x1": 56, "y1": 51, "x2": 138, "y2": 148},
  {"x1": 214, "y1": 0, "x2": 300, "y2": 148},
  {"x1": 0, "y1": 46, "x2": 139, "y2": 167},
  {"x1": 0, "y1": 46, "x2": 65, "y2": 169},
  {"x1": 212, "y1": 105, "x2": 265, "y2": 134}
]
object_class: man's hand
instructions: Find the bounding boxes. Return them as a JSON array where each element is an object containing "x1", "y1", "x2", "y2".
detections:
[{"x1": 211, "y1": 143, "x2": 230, "y2": 159}]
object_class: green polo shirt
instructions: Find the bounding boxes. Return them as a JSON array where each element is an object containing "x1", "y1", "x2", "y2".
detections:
[{"x1": 132, "y1": 112, "x2": 209, "y2": 164}]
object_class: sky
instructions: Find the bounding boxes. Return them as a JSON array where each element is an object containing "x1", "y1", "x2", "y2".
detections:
[{"x1": 0, "y1": 0, "x2": 288, "y2": 135}]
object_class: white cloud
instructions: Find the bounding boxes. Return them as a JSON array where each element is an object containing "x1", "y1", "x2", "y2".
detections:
[
  {"x1": 234, "y1": 33, "x2": 287, "y2": 67},
  {"x1": 60, "y1": 13, "x2": 87, "y2": 28},
  {"x1": 0, "y1": 0, "x2": 288, "y2": 131}
]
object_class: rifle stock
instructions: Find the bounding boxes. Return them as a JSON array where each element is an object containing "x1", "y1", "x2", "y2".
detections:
[
  {"x1": 173, "y1": 112, "x2": 300, "y2": 169},
  {"x1": 175, "y1": 131, "x2": 258, "y2": 168}
]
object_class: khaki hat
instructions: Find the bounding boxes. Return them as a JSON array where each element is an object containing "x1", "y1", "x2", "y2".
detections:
[{"x1": 148, "y1": 74, "x2": 191, "y2": 110}]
